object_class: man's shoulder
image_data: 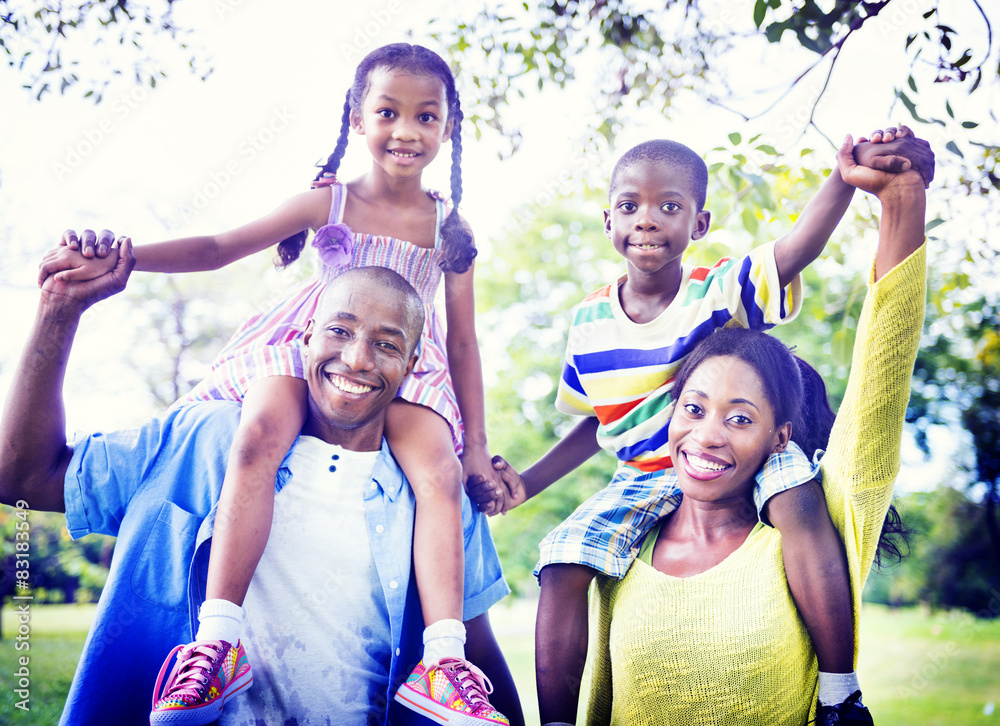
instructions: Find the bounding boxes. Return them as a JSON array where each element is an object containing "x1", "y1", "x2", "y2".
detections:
[{"x1": 162, "y1": 400, "x2": 243, "y2": 433}]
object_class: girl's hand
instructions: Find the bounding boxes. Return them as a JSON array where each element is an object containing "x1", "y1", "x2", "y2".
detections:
[
  {"x1": 461, "y1": 442, "x2": 504, "y2": 516},
  {"x1": 38, "y1": 232, "x2": 124, "y2": 287},
  {"x1": 62, "y1": 228, "x2": 117, "y2": 258},
  {"x1": 491, "y1": 455, "x2": 528, "y2": 515}
]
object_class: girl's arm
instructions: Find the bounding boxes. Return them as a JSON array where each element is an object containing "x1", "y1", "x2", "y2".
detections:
[
  {"x1": 443, "y1": 255, "x2": 501, "y2": 502},
  {"x1": 39, "y1": 187, "x2": 330, "y2": 282}
]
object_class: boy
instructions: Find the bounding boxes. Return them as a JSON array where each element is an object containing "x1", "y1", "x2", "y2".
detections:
[{"x1": 477, "y1": 128, "x2": 933, "y2": 726}]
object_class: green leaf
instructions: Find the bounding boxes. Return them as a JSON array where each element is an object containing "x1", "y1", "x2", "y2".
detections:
[
  {"x1": 946, "y1": 100, "x2": 954, "y2": 118},
  {"x1": 755, "y1": 144, "x2": 778, "y2": 155},
  {"x1": 945, "y1": 141, "x2": 964, "y2": 158},
  {"x1": 925, "y1": 218, "x2": 946, "y2": 233},
  {"x1": 728, "y1": 132, "x2": 742, "y2": 145},
  {"x1": 961, "y1": 121, "x2": 979, "y2": 129},
  {"x1": 753, "y1": 0, "x2": 767, "y2": 29},
  {"x1": 908, "y1": 76, "x2": 917, "y2": 93}
]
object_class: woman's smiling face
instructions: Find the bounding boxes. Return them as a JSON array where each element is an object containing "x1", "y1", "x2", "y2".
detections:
[{"x1": 669, "y1": 354, "x2": 791, "y2": 504}]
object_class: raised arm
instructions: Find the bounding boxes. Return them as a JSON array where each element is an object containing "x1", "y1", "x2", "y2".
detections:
[
  {"x1": 822, "y1": 138, "x2": 927, "y2": 590},
  {"x1": 773, "y1": 130, "x2": 934, "y2": 288},
  {"x1": 0, "y1": 240, "x2": 135, "y2": 511},
  {"x1": 38, "y1": 186, "x2": 330, "y2": 284}
]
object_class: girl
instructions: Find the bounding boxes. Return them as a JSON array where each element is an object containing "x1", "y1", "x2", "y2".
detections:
[{"x1": 43, "y1": 43, "x2": 510, "y2": 726}]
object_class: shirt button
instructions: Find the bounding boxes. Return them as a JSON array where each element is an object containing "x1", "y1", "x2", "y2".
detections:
[
  {"x1": 370, "y1": 483, "x2": 377, "y2": 491},
  {"x1": 328, "y1": 465, "x2": 337, "y2": 472},
  {"x1": 375, "y1": 525, "x2": 385, "y2": 534},
  {"x1": 331, "y1": 454, "x2": 340, "y2": 460},
  {"x1": 389, "y1": 580, "x2": 398, "y2": 589},
  {"x1": 395, "y1": 648, "x2": 401, "y2": 657}
]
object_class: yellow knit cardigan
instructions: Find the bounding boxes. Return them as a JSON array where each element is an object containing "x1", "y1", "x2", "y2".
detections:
[{"x1": 586, "y1": 244, "x2": 927, "y2": 726}]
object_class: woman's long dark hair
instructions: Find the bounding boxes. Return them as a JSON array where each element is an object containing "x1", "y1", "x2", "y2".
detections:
[
  {"x1": 671, "y1": 328, "x2": 909, "y2": 567},
  {"x1": 275, "y1": 43, "x2": 475, "y2": 274}
]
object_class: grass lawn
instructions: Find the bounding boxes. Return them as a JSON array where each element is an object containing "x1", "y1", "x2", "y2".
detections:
[{"x1": 2, "y1": 600, "x2": 998, "y2": 725}]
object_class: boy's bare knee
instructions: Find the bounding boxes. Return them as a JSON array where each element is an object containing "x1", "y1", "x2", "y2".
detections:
[{"x1": 539, "y1": 563, "x2": 598, "y2": 595}]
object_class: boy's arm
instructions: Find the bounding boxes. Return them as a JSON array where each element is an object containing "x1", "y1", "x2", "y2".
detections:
[
  {"x1": 773, "y1": 164, "x2": 855, "y2": 289},
  {"x1": 484, "y1": 416, "x2": 601, "y2": 513},
  {"x1": 773, "y1": 128, "x2": 934, "y2": 288}
]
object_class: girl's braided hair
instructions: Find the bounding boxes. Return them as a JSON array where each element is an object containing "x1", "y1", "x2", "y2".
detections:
[{"x1": 276, "y1": 43, "x2": 475, "y2": 273}]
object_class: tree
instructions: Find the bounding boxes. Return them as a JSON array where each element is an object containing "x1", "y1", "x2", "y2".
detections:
[{"x1": 1, "y1": 0, "x2": 208, "y2": 102}]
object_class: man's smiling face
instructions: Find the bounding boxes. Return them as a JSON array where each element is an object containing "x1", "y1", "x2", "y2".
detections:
[{"x1": 302, "y1": 270, "x2": 421, "y2": 451}]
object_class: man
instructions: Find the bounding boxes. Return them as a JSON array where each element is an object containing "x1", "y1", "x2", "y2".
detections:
[{"x1": 0, "y1": 239, "x2": 522, "y2": 725}]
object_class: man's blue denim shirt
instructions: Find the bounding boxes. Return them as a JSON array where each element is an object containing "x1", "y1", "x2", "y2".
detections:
[{"x1": 59, "y1": 401, "x2": 508, "y2": 725}]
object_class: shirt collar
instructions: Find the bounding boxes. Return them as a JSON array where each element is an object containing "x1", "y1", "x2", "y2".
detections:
[{"x1": 277, "y1": 436, "x2": 405, "y2": 500}]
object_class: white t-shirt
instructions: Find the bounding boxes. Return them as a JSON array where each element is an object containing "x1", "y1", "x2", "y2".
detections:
[{"x1": 221, "y1": 436, "x2": 390, "y2": 726}]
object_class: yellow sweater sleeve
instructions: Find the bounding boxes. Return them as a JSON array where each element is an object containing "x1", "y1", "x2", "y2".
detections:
[{"x1": 820, "y1": 242, "x2": 927, "y2": 663}]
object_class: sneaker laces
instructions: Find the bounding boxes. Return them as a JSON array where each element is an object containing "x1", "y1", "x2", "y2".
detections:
[
  {"x1": 437, "y1": 657, "x2": 495, "y2": 710},
  {"x1": 152, "y1": 640, "x2": 229, "y2": 708}
]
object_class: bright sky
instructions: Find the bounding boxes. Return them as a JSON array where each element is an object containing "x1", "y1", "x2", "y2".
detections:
[{"x1": 0, "y1": 0, "x2": 993, "y2": 488}]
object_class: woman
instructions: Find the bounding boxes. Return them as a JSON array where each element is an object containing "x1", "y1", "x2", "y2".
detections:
[{"x1": 585, "y1": 136, "x2": 929, "y2": 726}]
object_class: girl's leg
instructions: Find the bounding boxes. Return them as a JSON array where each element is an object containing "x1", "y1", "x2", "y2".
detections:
[
  {"x1": 765, "y1": 482, "x2": 860, "y2": 701},
  {"x1": 205, "y1": 375, "x2": 308, "y2": 606},
  {"x1": 387, "y1": 401, "x2": 511, "y2": 721},
  {"x1": 152, "y1": 376, "x2": 306, "y2": 720},
  {"x1": 536, "y1": 563, "x2": 598, "y2": 725},
  {"x1": 385, "y1": 399, "x2": 464, "y2": 633}
]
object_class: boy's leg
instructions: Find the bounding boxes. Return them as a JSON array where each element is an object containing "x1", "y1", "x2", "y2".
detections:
[
  {"x1": 204, "y1": 375, "x2": 307, "y2": 607},
  {"x1": 764, "y1": 481, "x2": 862, "y2": 703},
  {"x1": 536, "y1": 563, "x2": 598, "y2": 725}
]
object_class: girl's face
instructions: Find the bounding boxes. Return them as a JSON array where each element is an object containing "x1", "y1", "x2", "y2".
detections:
[
  {"x1": 351, "y1": 68, "x2": 452, "y2": 181},
  {"x1": 669, "y1": 354, "x2": 791, "y2": 504}
]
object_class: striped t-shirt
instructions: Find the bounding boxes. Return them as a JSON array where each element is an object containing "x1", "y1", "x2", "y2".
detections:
[{"x1": 556, "y1": 242, "x2": 801, "y2": 476}]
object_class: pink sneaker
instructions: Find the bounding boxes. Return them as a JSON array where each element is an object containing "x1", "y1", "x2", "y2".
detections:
[
  {"x1": 149, "y1": 639, "x2": 253, "y2": 725},
  {"x1": 394, "y1": 657, "x2": 510, "y2": 725}
]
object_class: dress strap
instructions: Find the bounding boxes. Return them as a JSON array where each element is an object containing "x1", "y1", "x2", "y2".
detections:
[
  {"x1": 329, "y1": 183, "x2": 346, "y2": 225},
  {"x1": 433, "y1": 197, "x2": 446, "y2": 250}
]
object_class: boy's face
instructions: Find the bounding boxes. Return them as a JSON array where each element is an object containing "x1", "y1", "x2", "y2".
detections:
[{"x1": 604, "y1": 160, "x2": 711, "y2": 279}]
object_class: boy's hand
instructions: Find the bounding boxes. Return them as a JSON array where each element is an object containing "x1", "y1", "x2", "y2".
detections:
[
  {"x1": 491, "y1": 455, "x2": 527, "y2": 515},
  {"x1": 38, "y1": 231, "x2": 124, "y2": 287},
  {"x1": 467, "y1": 473, "x2": 505, "y2": 516},
  {"x1": 838, "y1": 134, "x2": 926, "y2": 199},
  {"x1": 853, "y1": 125, "x2": 935, "y2": 188}
]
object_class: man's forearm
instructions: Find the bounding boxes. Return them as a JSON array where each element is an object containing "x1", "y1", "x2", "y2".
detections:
[{"x1": 0, "y1": 296, "x2": 83, "y2": 511}]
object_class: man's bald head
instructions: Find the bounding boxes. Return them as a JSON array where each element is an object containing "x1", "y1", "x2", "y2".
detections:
[{"x1": 316, "y1": 266, "x2": 424, "y2": 357}]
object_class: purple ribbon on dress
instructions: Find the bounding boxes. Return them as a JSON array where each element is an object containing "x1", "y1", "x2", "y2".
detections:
[{"x1": 311, "y1": 223, "x2": 354, "y2": 268}]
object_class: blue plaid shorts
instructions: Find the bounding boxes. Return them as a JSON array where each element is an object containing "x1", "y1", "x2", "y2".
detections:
[{"x1": 535, "y1": 441, "x2": 820, "y2": 580}]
